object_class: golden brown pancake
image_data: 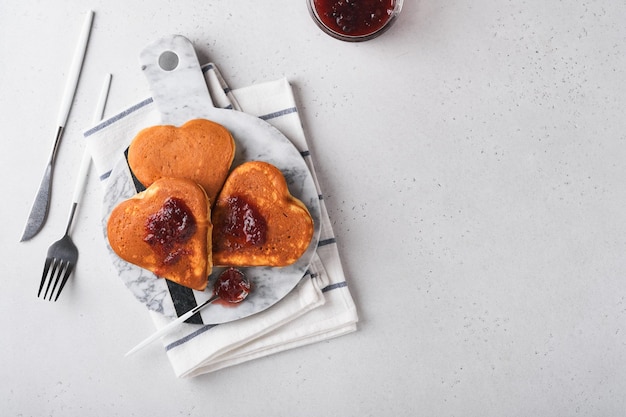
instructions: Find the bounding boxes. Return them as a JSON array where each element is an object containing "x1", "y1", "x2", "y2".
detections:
[
  {"x1": 212, "y1": 161, "x2": 314, "y2": 267},
  {"x1": 127, "y1": 118, "x2": 235, "y2": 204},
  {"x1": 107, "y1": 177, "x2": 212, "y2": 291}
]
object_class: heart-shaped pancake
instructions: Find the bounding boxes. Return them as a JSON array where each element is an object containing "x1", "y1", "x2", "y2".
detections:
[
  {"x1": 212, "y1": 161, "x2": 314, "y2": 267},
  {"x1": 127, "y1": 118, "x2": 235, "y2": 204},
  {"x1": 107, "y1": 177, "x2": 212, "y2": 291}
]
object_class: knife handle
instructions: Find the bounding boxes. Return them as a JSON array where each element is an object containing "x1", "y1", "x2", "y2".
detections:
[{"x1": 56, "y1": 10, "x2": 94, "y2": 128}]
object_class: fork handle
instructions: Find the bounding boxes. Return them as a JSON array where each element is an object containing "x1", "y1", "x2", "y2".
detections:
[
  {"x1": 71, "y1": 73, "x2": 111, "y2": 205},
  {"x1": 64, "y1": 74, "x2": 112, "y2": 235},
  {"x1": 70, "y1": 149, "x2": 91, "y2": 208},
  {"x1": 64, "y1": 149, "x2": 90, "y2": 234}
]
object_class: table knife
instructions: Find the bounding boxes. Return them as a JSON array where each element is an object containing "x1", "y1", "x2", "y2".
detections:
[{"x1": 20, "y1": 10, "x2": 94, "y2": 242}]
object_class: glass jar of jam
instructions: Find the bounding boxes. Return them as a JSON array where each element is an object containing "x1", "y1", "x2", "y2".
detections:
[{"x1": 307, "y1": 0, "x2": 403, "y2": 42}]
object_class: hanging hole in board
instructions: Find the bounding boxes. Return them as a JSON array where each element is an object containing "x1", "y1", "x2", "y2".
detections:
[{"x1": 158, "y1": 51, "x2": 179, "y2": 71}]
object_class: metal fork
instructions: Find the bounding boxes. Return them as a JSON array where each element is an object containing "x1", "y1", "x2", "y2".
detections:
[
  {"x1": 39, "y1": 221, "x2": 80, "y2": 301},
  {"x1": 38, "y1": 74, "x2": 111, "y2": 301}
]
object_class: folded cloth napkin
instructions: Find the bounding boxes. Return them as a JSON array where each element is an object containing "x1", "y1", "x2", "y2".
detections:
[{"x1": 84, "y1": 63, "x2": 358, "y2": 377}]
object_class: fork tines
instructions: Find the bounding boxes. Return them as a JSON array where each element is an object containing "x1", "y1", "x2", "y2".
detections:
[{"x1": 38, "y1": 257, "x2": 74, "y2": 301}]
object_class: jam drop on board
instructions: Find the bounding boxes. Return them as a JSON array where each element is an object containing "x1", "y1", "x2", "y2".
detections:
[
  {"x1": 215, "y1": 268, "x2": 251, "y2": 304},
  {"x1": 144, "y1": 197, "x2": 197, "y2": 266},
  {"x1": 313, "y1": 0, "x2": 395, "y2": 37}
]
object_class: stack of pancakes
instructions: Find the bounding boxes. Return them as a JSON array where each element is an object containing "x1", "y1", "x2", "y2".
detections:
[{"x1": 107, "y1": 118, "x2": 314, "y2": 291}]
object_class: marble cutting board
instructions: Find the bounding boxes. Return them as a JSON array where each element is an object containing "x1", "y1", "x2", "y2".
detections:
[{"x1": 103, "y1": 35, "x2": 321, "y2": 324}]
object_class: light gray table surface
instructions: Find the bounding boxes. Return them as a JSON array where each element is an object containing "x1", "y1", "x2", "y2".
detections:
[{"x1": 2, "y1": 0, "x2": 626, "y2": 415}]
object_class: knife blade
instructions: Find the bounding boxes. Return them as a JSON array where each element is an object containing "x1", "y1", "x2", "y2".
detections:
[
  {"x1": 20, "y1": 10, "x2": 94, "y2": 242},
  {"x1": 20, "y1": 130, "x2": 60, "y2": 242}
]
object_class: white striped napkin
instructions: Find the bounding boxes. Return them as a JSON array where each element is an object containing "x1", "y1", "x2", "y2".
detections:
[{"x1": 84, "y1": 64, "x2": 358, "y2": 377}]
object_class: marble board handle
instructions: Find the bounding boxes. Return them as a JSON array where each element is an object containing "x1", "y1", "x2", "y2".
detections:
[{"x1": 139, "y1": 34, "x2": 216, "y2": 126}]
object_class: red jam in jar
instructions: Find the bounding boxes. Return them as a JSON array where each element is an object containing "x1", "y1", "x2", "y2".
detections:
[
  {"x1": 311, "y1": 0, "x2": 397, "y2": 39},
  {"x1": 144, "y1": 197, "x2": 196, "y2": 266},
  {"x1": 215, "y1": 268, "x2": 251, "y2": 304}
]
